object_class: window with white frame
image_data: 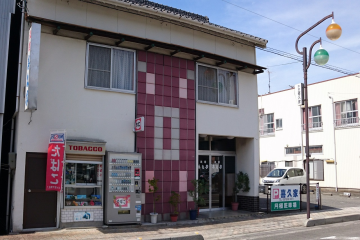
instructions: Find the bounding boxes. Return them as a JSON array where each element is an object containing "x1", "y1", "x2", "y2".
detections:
[
  {"x1": 86, "y1": 43, "x2": 135, "y2": 92},
  {"x1": 260, "y1": 113, "x2": 274, "y2": 135},
  {"x1": 276, "y1": 118, "x2": 283, "y2": 129},
  {"x1": 285, "y1": 146, "x2": 301, "y2": 155},
  {"x1": 303, "y1": 105, "x2": 322, "y2": 130},
  {"x1": 334, "y1": 99, "x2": 359, "y2": 126},
  {"x1": 197, "y1": 64, "x2": 238, "y2": 106},
  {"x1": 305, "y1": 145, "x2": 323, "y2": 154}
]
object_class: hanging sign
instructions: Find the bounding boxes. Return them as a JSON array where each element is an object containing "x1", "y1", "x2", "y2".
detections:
[
  {"x1": 46, "y1": 131, "x2": 65, "y2": 191},
  {"x1": 25, "y1": 23, "x2": 41, "y2": 112},
  {"x1": 295, "y1": 83, "x2": 304, "y2": 106},
  {"x1": 134, "y1": 117, "x2": 144, "y2": 132}
]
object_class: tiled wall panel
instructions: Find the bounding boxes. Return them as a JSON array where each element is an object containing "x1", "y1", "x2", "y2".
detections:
[{"x1": 137, "y1": 51, "x2": 195, "y2": 218}]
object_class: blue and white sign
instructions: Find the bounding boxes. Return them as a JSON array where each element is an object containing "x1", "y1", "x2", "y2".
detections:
[
  {"x1": 25, "y1": 23, "x2": 41, "y2": 112},
  {"x1": 74, "y1": 211, "x2": 94, "y2": 222},
  {"x1": 271, "y1": 185, "x2": 300, "y2": 211}
]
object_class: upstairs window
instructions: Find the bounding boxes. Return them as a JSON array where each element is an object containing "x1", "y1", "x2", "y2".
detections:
[
  {"x1": 334, "y1": 99, "x2": 359, "y2": 126},
  {"x1": 260, "y1": 113, "x2": 274, "y2": 136},
  {"x1": 303, "y1": 105, "x2": 322, "y2": 130},
  {"x1": 86, "y1": 43, "x2": 135, "y2": 93},
  {"x1": 197, "y1": 64, "x2": 238, "y2": 106}
]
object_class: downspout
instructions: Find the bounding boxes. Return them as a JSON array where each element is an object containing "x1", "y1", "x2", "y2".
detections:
[
  {"x1": 6, "y1": 0, "x2": 26, "y2": 233},
  {"x1": 329, "y1": 94, "x2": 338, "y2": 192}
]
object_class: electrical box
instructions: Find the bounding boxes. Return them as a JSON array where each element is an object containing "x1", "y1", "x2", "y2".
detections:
[{"x1": 8, "y1": 152, "x2": 16, "y2": 169}]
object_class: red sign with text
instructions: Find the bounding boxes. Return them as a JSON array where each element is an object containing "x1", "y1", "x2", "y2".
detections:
[{"x1": 46, "y1": 132, "x2": 65, "y2": 191}]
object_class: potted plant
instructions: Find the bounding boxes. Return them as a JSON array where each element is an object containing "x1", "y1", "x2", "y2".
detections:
[
  {"x1": 169, "y1": 191, "x2": 181, "y2": 222},
  {"x1": 148, "y1": 177, "x2": 161, "y2": 223},
  {"x1": 188, "y1": 179, "x2": 208, "y2": 219},
  {"x1": 232, "y1": 171, "x2": 250, "y2": 211}
]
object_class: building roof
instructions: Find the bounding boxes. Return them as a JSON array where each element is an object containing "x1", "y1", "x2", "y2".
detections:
[
  {"x1": 258, "y1": 73, "x2": 359, "y2": 97},
  {"x1": 80, "y1": 0, "x2": 268, "y2": 47}
]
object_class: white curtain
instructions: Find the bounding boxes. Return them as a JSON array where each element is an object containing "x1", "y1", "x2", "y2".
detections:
[
  {"x1": 198, "y1": 65, "x2": 217, "y2": 103},
  {"x1": 112, "y1": 49, "x2": 134, "y2": 90},
  {"x1": 218, "y1": 69, "x2": 237, "y2": 105},
  {"x1": 88, "y1": 45, "x2": 111, "y2": 88}
]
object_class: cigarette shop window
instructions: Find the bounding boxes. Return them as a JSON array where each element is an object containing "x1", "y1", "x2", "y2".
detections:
[{"x1": 64, "y1": 162, "x2": 103, "y2": 208}]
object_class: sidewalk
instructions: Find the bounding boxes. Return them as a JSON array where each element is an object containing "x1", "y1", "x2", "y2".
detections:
[{"x1": 2, "y1": 207, "x2": 360, "y2": 240}]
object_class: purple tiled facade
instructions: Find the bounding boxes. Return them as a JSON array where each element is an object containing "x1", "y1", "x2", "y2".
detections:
[{"x1": 136, "y1": 51, "x2": 196, "y2": 218}]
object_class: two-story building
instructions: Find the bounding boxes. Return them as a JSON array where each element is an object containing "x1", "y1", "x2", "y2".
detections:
[
  {"x1": 8, "y1": 0, "x2": 267, "y2": 232},
  {"x1": 258, "y1": 74, "x2": 360, "y2": 191}
]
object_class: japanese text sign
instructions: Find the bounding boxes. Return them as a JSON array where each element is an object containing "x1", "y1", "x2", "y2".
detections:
[
  {"x1": 271, "y1": 185, "x2": 300, "y2": 211},
  {"x1": 295, "y1": 83, "x2": 304, "y2": 106},
  {"x1": 46, "y1": 132, "x2": 65, "y2": 191}
]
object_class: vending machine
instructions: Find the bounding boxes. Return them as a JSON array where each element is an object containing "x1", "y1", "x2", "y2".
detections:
[{"x1": 104, "y1": 152, "x2": 142, "y2": 224}]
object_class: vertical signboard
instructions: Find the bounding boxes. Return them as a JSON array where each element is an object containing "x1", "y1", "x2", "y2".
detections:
[
  {"x1": 46, "y1": 131, "x2": 65, "y2": 191},
  {"x1": 25, "y1": 23, "x2": 41, "y2": 111},
  {"x1": 295, "y1": 83, "x2": 304, "y2": 106},
  {"x1": 271, "y1": 185, "x2": 300, "y2": 211}
]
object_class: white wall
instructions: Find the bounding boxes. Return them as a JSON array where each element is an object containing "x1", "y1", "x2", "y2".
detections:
[
  {"x1": 258, "y1": 75, "x2": 360, "y2": 190},
  {"x1": 12, "y1": 31, "x2": 136, "y2": 232},
  {"x1": 26, "y1": 0, "x2": 256, "y2": 64},
  {"x1": 196, "y1": 68, "x2": 260, "y2": 197}
]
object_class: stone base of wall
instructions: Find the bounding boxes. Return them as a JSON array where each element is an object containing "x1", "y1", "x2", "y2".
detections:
[
  {"x1": 61, "y1": 208, "x2": 103, "y2": 226},
  {"x1": 237, "y1": 196, "x2": 259, "y2": 212},
  {"x1": 60, "y1": 221, "x2": 104, "y2": 228}
]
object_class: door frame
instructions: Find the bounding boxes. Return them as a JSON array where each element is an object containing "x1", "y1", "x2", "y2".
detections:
[{"x1": 197, "y1": 150, "x2": 236, "y2": 212}]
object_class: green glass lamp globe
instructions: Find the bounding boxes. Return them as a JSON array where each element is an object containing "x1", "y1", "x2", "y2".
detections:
[{"x1": 314, "y1": 46, "x2": 329, "y2": 65}]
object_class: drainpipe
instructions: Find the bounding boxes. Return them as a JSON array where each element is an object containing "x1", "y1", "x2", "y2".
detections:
[
  {"x1": 329, "y1": 95, "x2": 338, "y2": 192},
  {"x1": 6, "y1": 0, "x2": 26, "y2": 233}
]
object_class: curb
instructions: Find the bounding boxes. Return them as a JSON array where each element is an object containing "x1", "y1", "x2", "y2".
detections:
[
  {"x1": 304, "y1": 214, "x2": 360, "y2": 227},
  {"x1": 145, "y1": 234, "x2": 204, "y2": 240}
]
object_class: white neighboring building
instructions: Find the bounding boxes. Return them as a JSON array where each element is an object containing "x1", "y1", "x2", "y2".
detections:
[{"x1": 258, "y1": 74, "x2": 360, "y2": 190}]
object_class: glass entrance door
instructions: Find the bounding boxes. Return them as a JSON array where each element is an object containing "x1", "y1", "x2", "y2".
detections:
[
  {"x1": 198, "y1": 155, "x2": 236, "y2": 210},
  {"x1": 198, "y1": 155, "x2": 210, "y2": 209}
]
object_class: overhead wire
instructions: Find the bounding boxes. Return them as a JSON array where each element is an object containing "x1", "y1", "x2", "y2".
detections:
[{"x1": 221, "y1": 0, "x2": 360, "y2": 55}]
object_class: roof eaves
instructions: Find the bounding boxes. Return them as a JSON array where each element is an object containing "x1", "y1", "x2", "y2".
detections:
[{"x1": 85, "y1": 0, "x2": 268, "y2": 47}]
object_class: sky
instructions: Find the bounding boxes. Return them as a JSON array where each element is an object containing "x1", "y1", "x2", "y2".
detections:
[{"x1": 148, "y1": 0, "x2": 360, "y2": 95}]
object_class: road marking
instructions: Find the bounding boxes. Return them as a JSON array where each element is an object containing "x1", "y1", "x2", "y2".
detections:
[{"x1": 320, "y1": 237, "x2": 336, "y2": 239}]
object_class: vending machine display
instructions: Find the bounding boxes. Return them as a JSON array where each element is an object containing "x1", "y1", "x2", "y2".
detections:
[{"x1": 105, "y1": 152, "x2": 142, "y2": 224}]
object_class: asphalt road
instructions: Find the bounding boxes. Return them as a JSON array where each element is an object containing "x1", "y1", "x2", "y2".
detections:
[{"x1": 222, "y1": 220, "x2": 360, "y2": 240}]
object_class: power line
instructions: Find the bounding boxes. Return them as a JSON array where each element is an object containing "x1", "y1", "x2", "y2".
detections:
[
  {"x1": 267, "y1": 62, "x2": 300, "y2": 67},
  {"x1": 221, "y1": 0, "x2": 360, "y2": 55}
]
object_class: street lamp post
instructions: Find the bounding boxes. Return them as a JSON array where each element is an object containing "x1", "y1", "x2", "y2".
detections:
[{"x1": 295, "y1": 12, "x2": 342, "y2": 219}]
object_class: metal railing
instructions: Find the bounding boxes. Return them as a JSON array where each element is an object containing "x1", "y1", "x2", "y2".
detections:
[
  {"x1": 334, "y1": 117, "x2": 360, "y2": 127},
  {"x1": 302, "y1": 122, "x2": 323, "y2": 131},
  {"x1": 259, "y1": 127, "x2": 275, "y2": 136}
]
